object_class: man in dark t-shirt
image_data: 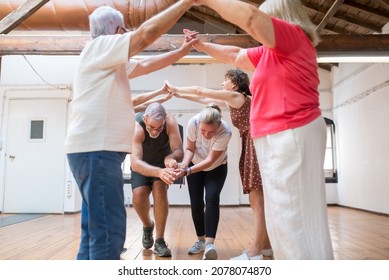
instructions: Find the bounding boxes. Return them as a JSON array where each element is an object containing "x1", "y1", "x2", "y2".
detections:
[{"x1": 130, "y1": 102, "x2": 183, "y2": 257}]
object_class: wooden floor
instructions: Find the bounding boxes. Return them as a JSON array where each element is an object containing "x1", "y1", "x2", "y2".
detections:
[{"x1": 0, "y1": 205, "x2": 388, "y2": 260}]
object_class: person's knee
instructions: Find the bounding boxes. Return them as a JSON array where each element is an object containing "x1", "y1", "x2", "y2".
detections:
[{"x1": 132, "y1": 187, "x2": 150, "y2": 204}]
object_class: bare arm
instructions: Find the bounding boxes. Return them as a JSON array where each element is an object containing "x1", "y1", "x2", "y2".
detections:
[
  {"x1": 180, "y1": 138, "x2": 196, "y2": 169},
  {"x1": 179, "y1": 138, "x2": 224, "y2": 175},
  {"x1": 167, "y1": 81, "x2": 244, "y2": 109},
  {"x1": 133, "y1": 94, "x2": 173, "y2": 113},
  {"x1": 192, "y1": 0, "x2": 275, "y2": 48},
  {"x1": 190, "y1": 149, "x2": 224, "y2": 174},
  {"x1": 164, "y1": 114, "x2": 184, "y2": 168},
  {"x1": 194, "y1": 40, "x2": 254, "y2": 72},
  {"x1": 132, "y1": 84, "x2": 169, "y2": 107},
  {"x1": 128, "y1": 0, "x2": 193, "y2": 58},
  {"x1": 130, "y1": 122, "x2": 178, "y2": 185},
  {"x1": 173, "y1": 92, "x2": 227, "y2": 109},
  {"x1": 128, "y1": 31, "x2": 198, "y2": 78}
]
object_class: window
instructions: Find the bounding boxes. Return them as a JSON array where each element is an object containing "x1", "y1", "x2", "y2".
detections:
[
  {"x1": 29, "y1": 119, "x2": 45, "y2": 141},
  {"x1": 324, "y1": 118, "x2": 337, "y2": 183}
]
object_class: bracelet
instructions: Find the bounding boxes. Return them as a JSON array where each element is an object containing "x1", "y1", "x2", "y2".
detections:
[{"x1": 185, "y1": 167, "x2": 192, "y2": 176}]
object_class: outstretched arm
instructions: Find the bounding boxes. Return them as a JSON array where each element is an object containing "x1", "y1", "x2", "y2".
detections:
[
  {"x1": 166, "y1": 81, "x2": 243, "y2": 109},
  {"x1": 133, "y1": 95, "x2": 173, "y2": 113},
  {"x1": 191, "y1": 0, "x2": 275, "y2": 48},
  {"x1": 172, "y1": 92, "x2": 227, "y2": 109},
  {"x1": 183, "y1": 29, "x2": 254, "y2": 72},
  {"x1": 128, "y1": 0, "x2": 193, "y2": 58},
  {"x1": 128, "y1": 30, "x2": 199, "y2": 79},
  {"x1": 132, "y1": 83, "x2": 168, "y2": 107}
]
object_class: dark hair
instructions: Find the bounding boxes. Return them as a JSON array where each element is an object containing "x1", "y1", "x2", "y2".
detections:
[{"x1": 225, "y1": 69, "x2": 251, "y2": 96}]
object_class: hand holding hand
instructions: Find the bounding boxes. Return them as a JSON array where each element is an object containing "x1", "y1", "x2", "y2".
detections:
[
  {"x1": 159, "y1": 168, "x2": 178, "y2": 185},
  {"x1": 180, "y1": 29, "x2": 199, "y2": 53},
  {"x1": 164, "y1": 80, "x2": 177, "y2": 94}
]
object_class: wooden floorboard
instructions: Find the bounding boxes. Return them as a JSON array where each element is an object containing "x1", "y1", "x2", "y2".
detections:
[{"x1": 0, "y1": 206, "x2": 388, "y2": 260}]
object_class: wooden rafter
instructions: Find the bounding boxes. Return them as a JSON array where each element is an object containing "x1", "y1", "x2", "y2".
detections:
[
  {"x1": 316, "y1": 0, "x2": 344, "y2": 33},
  {"x1": 343, "y1": 0, "x2": 389, "y2": 19},
  {"x1": 1, "y1": 34, "x2": 388, "y2": 56},
  {"x1": 0, "y1": 0, "x2": 50, "y2": 34}
]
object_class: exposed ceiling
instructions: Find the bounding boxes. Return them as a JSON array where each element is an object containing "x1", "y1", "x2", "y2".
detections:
[
  {"x1": 0, "y1": 0, "x2": 388, "y2": 71},
  {"x1": 186, "y1": 0, "x2": 389, "y2": 36}
]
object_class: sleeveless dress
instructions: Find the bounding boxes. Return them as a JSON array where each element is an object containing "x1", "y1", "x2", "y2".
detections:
[{"x1": 229, "y1": 97, "x2": 262, "y2": 194}]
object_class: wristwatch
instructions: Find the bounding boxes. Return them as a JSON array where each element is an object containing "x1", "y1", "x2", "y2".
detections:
[{"x1": 184, "y1": 167, "x2": 192, "y2": 176}]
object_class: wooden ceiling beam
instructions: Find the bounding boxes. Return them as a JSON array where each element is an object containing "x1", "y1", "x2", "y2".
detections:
[
  {"x1": 305, "y1": 1, "x2": 381, "y2": 34},
  {"x1": 0, "y1": 34, "x2": 388, "y2": 56},
  {"x1": 0, "y1": 0, "x2": 50, "y2": 34},
  {"x1": 343, "y1": 0, "x2": 389, "y2": 19},
  {"x1": 316, "y1": 0, "x2": 344, "y2": 33}
]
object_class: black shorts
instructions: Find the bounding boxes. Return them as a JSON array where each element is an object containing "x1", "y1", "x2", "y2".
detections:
[
  {"x1": 130, "y1": 169, "x2": 184, "y2": 189},
  {"x1": 130, "y1": 169, "x2": 162, "y2": 189}
]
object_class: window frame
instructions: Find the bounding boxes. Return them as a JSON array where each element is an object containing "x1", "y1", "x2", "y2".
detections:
[{"x1": 324, "y1": 117, "x2": 338, "y2": 183}]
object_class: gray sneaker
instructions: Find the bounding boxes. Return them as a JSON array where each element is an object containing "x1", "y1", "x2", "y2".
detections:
[
  {"x1": 203, "y1": 243, "x2": 218, "y2": 260},
  {"x1": 188, "y1": 240, "x2": 206, "y2": 255},
  {"x1": 153, "y1": 238, "x2": 172, "y2": 257},
  {"x1": 142, "y1": 221, "x2": 154, "y2": 249}
]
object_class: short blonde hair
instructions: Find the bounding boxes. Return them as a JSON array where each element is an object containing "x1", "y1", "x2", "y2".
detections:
[
  {"x1": 260, "y1": 0, "x2": 320, "y2": 46},
  {"x1": 199, "y1": 103, "x2": 222, "y2": 126}
]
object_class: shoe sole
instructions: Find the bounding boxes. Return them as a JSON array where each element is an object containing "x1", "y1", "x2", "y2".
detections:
[
  {"x1": 153, "y1": 249, "x2": 172, "y2": 257},
  {"x1": 203, "y1": 249, "x2": 218, "y2": 260},
  {"x1": 143, "y1": 238, "x2": 154, "y2": 249},
  {"x1": 188, "y1": 249, "x2": 204, "y2": 255}
]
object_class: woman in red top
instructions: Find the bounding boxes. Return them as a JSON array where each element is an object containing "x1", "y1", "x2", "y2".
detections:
[{"x1": 189, "y1": 0, "x2": 334, "y2": 259}]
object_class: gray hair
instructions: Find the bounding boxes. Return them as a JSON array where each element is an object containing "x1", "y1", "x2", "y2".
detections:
[
  {"x1": 260, "y1": 0, "x2": 320, "y2": 46},
  {"x1": 199, "y1": 103, "x2": 222, "y2": 125},
  {"x1": 144, "y1": 103, "x2": 166, "y2": 122},
  {"x1": 89, "y1": 6, "x2": 124, "y2": 39}
]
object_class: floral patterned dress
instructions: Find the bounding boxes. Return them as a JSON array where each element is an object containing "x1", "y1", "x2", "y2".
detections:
[{"x1": 229, "y1": 96, "x2": 262, "y2": 194}]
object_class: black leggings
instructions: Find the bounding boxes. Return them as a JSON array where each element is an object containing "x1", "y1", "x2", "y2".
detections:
[{"x1": 187, "y1": 163, "x2": 228, "y2": 238}]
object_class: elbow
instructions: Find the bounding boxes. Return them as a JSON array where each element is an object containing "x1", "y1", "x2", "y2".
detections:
[
  {"x1": 177, "y1": 150, "x2": 184, "y2": 162},
  {"x1": 130, "y1": 160, "x2": 140, "y2": 173}
]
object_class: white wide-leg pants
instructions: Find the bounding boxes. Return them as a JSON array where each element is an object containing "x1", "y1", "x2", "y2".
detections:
[{"x1": 254, "y1": 117, "x2": 334, "y2": 259}]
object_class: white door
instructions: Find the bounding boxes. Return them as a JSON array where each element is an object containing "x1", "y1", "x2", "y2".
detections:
[{"x1": 3, "y1": 99, "x2": 68, "y2": 213}]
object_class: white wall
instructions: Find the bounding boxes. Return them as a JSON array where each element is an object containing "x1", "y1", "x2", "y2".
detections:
[
  {"x1": 330, "y1": 62, "x2": 389, "y2": 214},
  {"x1": 3, "y1": 51, "x2": 387, "y2": 213},
  {"x1": 0, "y1": 55, "x2": 246, "y2": 212}
]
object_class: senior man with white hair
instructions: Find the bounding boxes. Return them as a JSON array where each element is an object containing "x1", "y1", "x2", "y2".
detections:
[{"x1": 65, "y1": 1, "x2": 196, "y2": 260}]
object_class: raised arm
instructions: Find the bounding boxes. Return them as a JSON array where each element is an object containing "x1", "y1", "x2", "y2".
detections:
[
  {"x1": 128, "y1": 0, "x2": 193, "y2": 58},
  {"x1": 191, "y1": 0, "x2": 275, "y2": 48},
  {"x1": 183, "y1": 29, "x2": 254, "y2": 72},
  {"x1": 128, "y1": 30, "x2": 198, "y2": 79}
]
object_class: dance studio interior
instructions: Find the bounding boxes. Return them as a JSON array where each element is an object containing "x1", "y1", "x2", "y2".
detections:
[{"x1": 0, "y1": 0, "x2": 388, "y2": 260}]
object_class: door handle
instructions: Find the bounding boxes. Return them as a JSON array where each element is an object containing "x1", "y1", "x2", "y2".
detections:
[{"x1": 9, "y1": 155, "x2": 16, "y2": 160}]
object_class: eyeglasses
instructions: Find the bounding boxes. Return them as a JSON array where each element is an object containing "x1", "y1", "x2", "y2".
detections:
[{"x1": 117, "y1": 26, "x2": 130, "y2": 34}]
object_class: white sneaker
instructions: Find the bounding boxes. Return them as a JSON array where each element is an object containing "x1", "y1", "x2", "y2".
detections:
[
  {"x1": 203, "y1": 243, "x2": 218, "y2": 260},
  {"x1": 230, "y1": 251, "x2": 263, "y2": 260},
  {"x1": 188, "y1": 240, "x2": 206, "y2": 255},
  {"x1": 262, "y1": 248, "x2": 274, "y2": 257}
]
